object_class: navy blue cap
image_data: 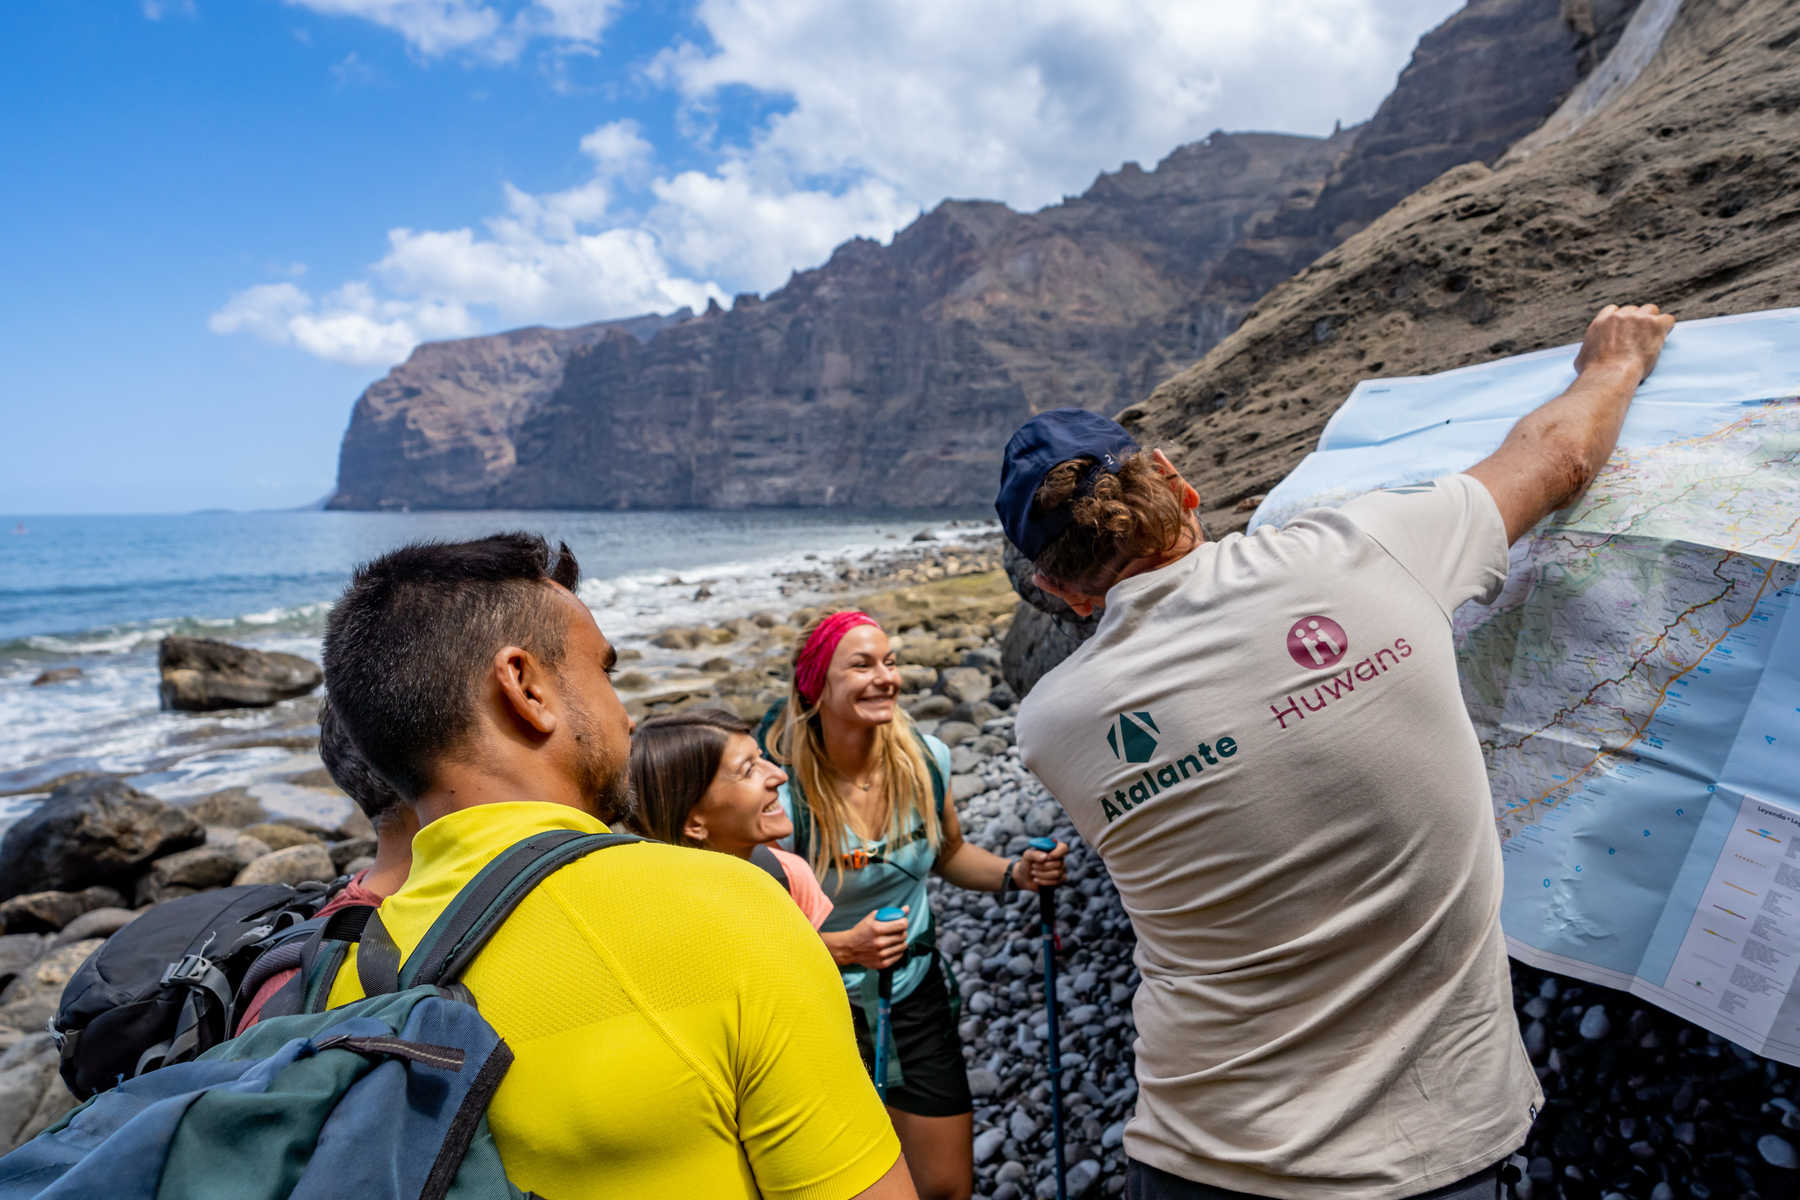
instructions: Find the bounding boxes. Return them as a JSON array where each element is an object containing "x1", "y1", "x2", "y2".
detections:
[{"x1": 995, "y1": 408, "x2": 1139, "y2": 560}]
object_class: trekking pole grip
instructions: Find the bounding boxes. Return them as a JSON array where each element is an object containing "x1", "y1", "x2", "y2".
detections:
[
  {"x1": 874, "y1": 906, "x2": 906, "y2": 998},
  {"x1": 1028, "y1": 836, "x2": 1058, "y2": 926}
]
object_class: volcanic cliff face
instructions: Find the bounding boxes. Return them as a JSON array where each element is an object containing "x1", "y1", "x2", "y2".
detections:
[
  {"x1": 328, "y1": 312, "x2": 688, "y2": 510},
  {"x1": 334, "y1": 132, "x2": 1351, "y2": 509},
  {"x1": 331, "y1": 0, "x2": 1644, "y2": 511},
  {"x1": 1202, "y1": 0, "x2": 1643, "y2": 328},
  {"x1": 1122, "y1": 0, "x2": 1800, "y2": 536}
]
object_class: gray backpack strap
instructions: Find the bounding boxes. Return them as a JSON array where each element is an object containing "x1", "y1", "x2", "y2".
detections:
[{"x1": 749, "y1": 843, "x2": 790, "y2": 892}]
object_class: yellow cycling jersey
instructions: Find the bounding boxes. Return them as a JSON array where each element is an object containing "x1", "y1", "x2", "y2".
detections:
[{"x1": 325, "y1": 801, "x2": 898, "y2": 1199}]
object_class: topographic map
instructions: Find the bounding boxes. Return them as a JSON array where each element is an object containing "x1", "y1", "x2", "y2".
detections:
[{"x1": 1253, "y1": 308, "x2": 1800, "y2": 1064}]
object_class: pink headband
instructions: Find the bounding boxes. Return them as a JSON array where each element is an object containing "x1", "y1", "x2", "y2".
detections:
[{"x1": 796, "y1": 611, "x2": 881, "y2": 704}]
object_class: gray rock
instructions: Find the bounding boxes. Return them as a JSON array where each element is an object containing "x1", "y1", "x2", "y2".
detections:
[
  {"x1": 975, "y1": 1127, "x2": 1006, "y2": 1164},
  {"x1": 0, "y1": 935, "x2": 50, "y2": 989},
  {"x1": 0, "y1": 1033, "x2": 63, "y2": 1155},
  {"x1": 999, "y1": 602, "x2": 1097, "y2": 702},
  {"x1": 898, "y1": 664, "x2": 938, "y2": 693},
  {"x1": 1008, "y1": 1108, "x2": 1039, "y2": 1143},
  {"x1": 0, "y1": 887, "x2": 126, "y2": 934},
  {"x1": 1759, "y1": 1133, "x2": 1799, "y2": 1169},
  {"x1": 0, "y1": 777, "x2": 204, "y2": 901},
  {"x1": 243, "y1": 823, "x2": 324, "y2": 852},
  {"x1": 905, "y1": 694, "x2": 954, "y2": 720},
  {"x1": 143, "y1": 842, "x2": 259, "y2": 893},
  {"x1": 0, "y1": 940, "x2": 104, "y2": 1033},
  {"x1": 936, "y1": 721, "x2": 980, "y2": 747},
  {"x1": 329, "y1": 836, "x2": 380, "y2": 872},
  {"x1": 1577, "y1": 1005, "x2": 1611, "y2": 1040},
  {"x1": 183, "y1": 788, "x2": 266, "y2": 828},
  {"x1": 951, "y1": 775, "x2": 987, "y2": 803},
  {"x1": 157, "y1": 636, "x2": 322, "y2": 712},
  {"x1": 1024, "y1": 802, "x2": 1061, "y2": 838},
  {"x1": 1066, "y1": 1159, "x2": 1102, "y2": 1198},
  {"x1": 53, "y1": 907, "x2": 137, "y2": 946},
  {"x1": 950, "y1": 746, "x2": 984, "y2": 774},
  {"x1": 969, "y1": 1068, "x2": 1002, "y2": 1098},
  {"x1": 233, "y1": 844, "x2": 337, "y2": 888},
  {"x1": 1102, "y1": 1120, "x2": 1125, "y2": 1149},
  {"x1": 937, "y1": 667, "x2": 994, "y2": 706},
  {"x1": 29, "y1": 668, "x2": 82, "y2": 687}
]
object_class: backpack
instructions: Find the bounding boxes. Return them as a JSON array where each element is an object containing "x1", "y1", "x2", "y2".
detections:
[
  {"x1": 749, "y1": 844, "x2": 789, "y2": 891},
  {"x1": 52, "y1": 880, "x2": 344, "y2": 1100},
  {"x1": 1, "y1": 828, "x2": 636, "y2": 1200}
]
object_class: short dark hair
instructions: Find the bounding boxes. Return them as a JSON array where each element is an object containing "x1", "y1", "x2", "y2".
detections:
[
  {"x1": 627, "y1": 709, "x2": 752, "y2": 848},
  {"x1": 316, "y1": 696, "x2": 404, "y2": 827},
  {"x1": 323, "y1": 532, "x2": 580, "y2": 802}
]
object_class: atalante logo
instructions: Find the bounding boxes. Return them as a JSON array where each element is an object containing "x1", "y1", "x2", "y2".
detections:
[
  {"x1": 1099, "y1": 709, "x2": 1240, "y2": 824},
  {"x1": 1287, "y1": 615, "x2": 1348, "y2": 668},
  {"x1": 1107, "y1": 711, "x2": 1160, "y2": 763}
]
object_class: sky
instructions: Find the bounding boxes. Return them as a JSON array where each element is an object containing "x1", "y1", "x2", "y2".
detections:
[{"x1": 0, "y1": 0, "x2": 1466, "y2": 514}]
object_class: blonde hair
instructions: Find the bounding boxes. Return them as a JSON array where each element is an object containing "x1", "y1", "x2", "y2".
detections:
[
  {"x1": 771, "y1": 617, "x2": 942, "y2": 882},
  {"x1": 1030, "y1": 450, "x2": 1186, "y2": 590}
]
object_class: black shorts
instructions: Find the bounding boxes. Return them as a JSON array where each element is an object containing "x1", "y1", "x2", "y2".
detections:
[
  {"x1": 1125, "y1": 1158, "x2": 1504, "y2": 1200},
  {"x1": 849, "y1": 956, "x2": 972, "y2": 1117}
]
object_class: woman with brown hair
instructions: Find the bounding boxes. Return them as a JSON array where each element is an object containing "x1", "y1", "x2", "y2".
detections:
[
  {"x1": 767, "y1": 611, "x2": 1067, "y2": 1200},
  {"x1": 629, "y1": 708, "x2": 832, "y2": 928}
]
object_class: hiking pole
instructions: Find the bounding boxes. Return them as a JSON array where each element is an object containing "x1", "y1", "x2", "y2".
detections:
[
  {"x1": 873, "y1": 905, "x2": 906, "y2": 1102},
  {"x1": 1029, "y1": 836, "x2": 1068, "y2": 1200}
]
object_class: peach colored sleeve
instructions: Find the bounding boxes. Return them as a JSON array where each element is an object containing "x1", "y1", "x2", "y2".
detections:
[{"x1": 768, "y1": 846, "x2": 833, "y2": 930}]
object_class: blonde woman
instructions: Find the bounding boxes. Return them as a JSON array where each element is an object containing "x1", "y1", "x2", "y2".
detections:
[{"x1": 769, "y1": 610, "x2": 1067, "y2": 1200}]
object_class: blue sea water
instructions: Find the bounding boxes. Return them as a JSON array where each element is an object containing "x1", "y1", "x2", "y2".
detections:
[{"x1": 0, "y1": 507, "x2": 992, "y2": 816}]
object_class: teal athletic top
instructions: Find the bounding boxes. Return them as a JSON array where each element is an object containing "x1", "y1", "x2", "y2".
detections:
[{"x1": 777, "y1": 733, "x2": 951, "y2": 1007}]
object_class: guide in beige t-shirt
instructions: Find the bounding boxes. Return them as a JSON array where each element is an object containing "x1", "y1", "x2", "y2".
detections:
[{"x1": 1017, "y1": 475, "x2": 1542, "y2": 1199}]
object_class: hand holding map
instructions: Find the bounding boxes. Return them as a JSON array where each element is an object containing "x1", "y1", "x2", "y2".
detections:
[{"x1": 1254, "y1": 307, "x2": 1800, "y2": 1065}]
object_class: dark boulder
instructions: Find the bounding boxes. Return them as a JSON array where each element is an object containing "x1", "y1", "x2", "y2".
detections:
[
  {"x1": 999, "y1": 541, "x2": 1098, "y2": 699},
  {"x1": 0, "y1": 778, "x2": 204, "y2": 901},
  {"x1": 0, "y1": 887, "x2": 126, "y2": 935},
  {"x1": 28, "y1": 668, "x2": 82, "y2": 687},
  {"x1": 157, "y1": 636, "x2": 322, "y2": 712}
]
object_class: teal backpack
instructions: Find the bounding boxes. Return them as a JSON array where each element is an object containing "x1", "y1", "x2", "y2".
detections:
[{"x1": 0, "y1": 829, "x2": 636, "y2": 1200}]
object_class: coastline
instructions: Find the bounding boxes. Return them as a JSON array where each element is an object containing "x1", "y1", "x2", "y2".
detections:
[{"x1": 0, "y1": 517, "x2": 1001, "y2": 827}]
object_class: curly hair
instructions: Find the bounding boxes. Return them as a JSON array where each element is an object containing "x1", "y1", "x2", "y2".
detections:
[{"x1": 1029, "y1": 451, "x2": 1186, "y2": 589}]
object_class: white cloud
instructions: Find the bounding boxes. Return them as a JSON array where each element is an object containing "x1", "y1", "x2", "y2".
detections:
[
  {"x1": 142, "y1": 0, "x2": 197, "y2": 20},
  {"x1": 660, "y1": 0, "x2": 1466, "y2": 215},
  {"x1": 216, "y1": 0, "x2": 1467, "y2": 370},
  {"x1": 208, "y1": 280, "x2": 480, "y2": 367},
  {"x1": 283, "y1": 0, "x2": 620, "y2": 60}
]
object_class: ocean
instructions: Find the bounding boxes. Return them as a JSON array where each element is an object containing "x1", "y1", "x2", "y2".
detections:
[{"x1": 0, "y1": 508, "x2": 994, "y2": 825}]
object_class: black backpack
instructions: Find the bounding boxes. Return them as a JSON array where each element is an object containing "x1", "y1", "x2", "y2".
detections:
[{"x1": 52, "y1": 880, "x2": 343, "y2": 1099}]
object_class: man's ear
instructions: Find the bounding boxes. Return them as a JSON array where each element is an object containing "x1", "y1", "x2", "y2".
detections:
[
  {"x1": 492, "y1": 644, "x2": 559, "y2": 737},
  {"x1": 1150, "y1": 448, "x2": 1200, "y2": 510},
  {"x1": 1032, "y1": 570, "x2": 1100, "y2": 618}
]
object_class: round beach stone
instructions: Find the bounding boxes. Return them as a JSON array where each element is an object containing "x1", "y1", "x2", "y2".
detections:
[{"x1": 233, "y1": 843, "x2": 337, "y2": 888}]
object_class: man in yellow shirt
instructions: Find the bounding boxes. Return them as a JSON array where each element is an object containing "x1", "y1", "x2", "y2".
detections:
[{"x1": 320, "y1": 532, "x2": 913, "y2": 1200}]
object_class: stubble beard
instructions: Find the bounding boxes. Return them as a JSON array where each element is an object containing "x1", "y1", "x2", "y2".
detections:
[{"x1": 565, "y1": 693, "x2": 637, "y2": 826}]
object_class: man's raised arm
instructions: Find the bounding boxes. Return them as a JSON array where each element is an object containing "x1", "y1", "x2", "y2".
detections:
[{"x1": 1466, "y1": 303, "x2": 1676, "y2": 545}]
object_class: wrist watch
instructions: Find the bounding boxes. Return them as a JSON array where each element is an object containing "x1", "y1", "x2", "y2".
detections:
[{"x1": 1000, "y1": 858, "x2": 1022, "y2": 895}]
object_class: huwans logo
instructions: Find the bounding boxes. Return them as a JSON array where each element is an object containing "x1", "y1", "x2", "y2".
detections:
[
  {"x1": 1107, "y1": 711, "x2": 1160, "y2": 763},
  {"x1": 1287, "y1": 615, "x2": 1348, "y2": 668},
  {"x1": 1272, "y1": 614, "x2": 1416, "y2": 731}
]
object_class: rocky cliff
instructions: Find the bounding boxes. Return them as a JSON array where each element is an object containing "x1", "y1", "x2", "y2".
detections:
[
  {"x1": 334, "y1": 132, "x2": 1351, "y2": 509},
  {"x1": 327, "y1": 311, "x2": 688, "y2": 510},
  {"x1": 331, "y1": 0, "x2": 1645, "y2": 512},
  {"x1": 1121, "y1": 0, "x2": 1800, "y2": 536}
]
